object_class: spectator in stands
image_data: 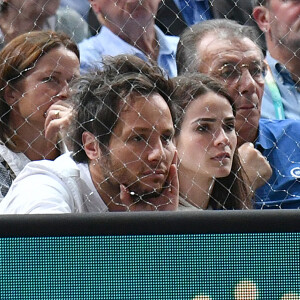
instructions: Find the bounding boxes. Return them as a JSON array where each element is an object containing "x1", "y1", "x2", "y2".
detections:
[
  {"x1": 213, "y1": 0, "x2": 258, "y2": 27},
  {"x1": 156, "y1": 0, "x2": 212, "y2": 37},
  {"x1": 172, "y1": 73, "x2": 250, "y2": 210},
  {"x1": 0, "y1": 55, "x2": 179, "y2": 213},
  {"x1": 79, "y1": 0, "x2": 179, "y2": 77},
  {"x1": 0, "y1": 30, "x2": 80, "y2": 199},
  {"x1": 177, "y1": 19, "x2": 300, "y2": 209},
  {"x1": 156, "y1": 0, "x2": 264, "y2": 48},
  {"x1": 0, "y1": 0, "x2": 90, "y2": 48},
  {"x1": 252, "y1": 0, "x2": 300, "y2": 119},
  {"x1": 213, "y1": 0, "x2": 266, "y2": 53}
]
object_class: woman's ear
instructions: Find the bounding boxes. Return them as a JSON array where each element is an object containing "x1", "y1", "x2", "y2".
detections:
[
  {"x1": 82, "y1": 131, "x2": 101, "y2": 160},
  {"x1": 4, "y1": 85, "x2": 20, "y2": 106},
  {"x1": 252, "y1": 6, "x2": 270, "y2": 33}
]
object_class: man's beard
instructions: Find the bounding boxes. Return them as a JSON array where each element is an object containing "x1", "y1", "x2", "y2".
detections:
[
  {"x1": 127, "y1": 189, "x2": 163, "y2": 201},
  {"x1": 99, "y1": 153, "x2": 164, "y2": 201}
]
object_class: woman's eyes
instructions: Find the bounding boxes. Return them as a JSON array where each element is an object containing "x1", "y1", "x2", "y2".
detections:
[
  {"x1": 224, "y1": 123, "x2": 235, "y2": 131},
  {"x1": 196, "y1": 124, "x2": 209, "y2": 132},
  {"x1": 196, "y1": 123, "x2": 235, "y2": 133}
]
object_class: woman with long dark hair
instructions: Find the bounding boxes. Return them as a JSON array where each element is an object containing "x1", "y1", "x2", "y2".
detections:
[{"x1": 172, "y1": 73, "x2": 251, "y2": 210}]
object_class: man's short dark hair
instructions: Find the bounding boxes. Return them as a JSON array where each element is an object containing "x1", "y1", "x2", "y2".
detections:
[
  {"x1": 176, "y1": 19, "x2": 262, "y2": 75},
  {"x1": 70, "y1": 55, "x2": 175, "y2": 163}
]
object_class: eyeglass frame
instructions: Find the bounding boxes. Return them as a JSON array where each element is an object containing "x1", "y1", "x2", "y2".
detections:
[{"x1": 215, "y1": 61, "x2": 267, "y2": 84}]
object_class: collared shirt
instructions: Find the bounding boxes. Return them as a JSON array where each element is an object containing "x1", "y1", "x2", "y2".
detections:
[
  {"x1": 173, "y1": 0, "x2": 212, "y2": 26},
  {"x1": 79, "y1": 25, "x2": 179, "y2": 78},
  {"x1": 255, "y1": 118, "x2": 300, "y2": 209},
  {"x1": 0, "y1": 153, "x2": 108, "y2": 214},
  {"x1": 261, "y1": 52, "x2": 300, "y2": 120}
]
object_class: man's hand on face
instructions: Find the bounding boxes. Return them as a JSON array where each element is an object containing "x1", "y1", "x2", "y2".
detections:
[
  {"x1": 238, "y1": 142, "x2": 272, "y2": 193},
  {"x1": 118, "y1": 152, "x2": 179, "y2": 211}
]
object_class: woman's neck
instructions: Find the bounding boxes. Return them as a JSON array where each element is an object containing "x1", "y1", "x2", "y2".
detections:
[{"x1": 178, "y1": 166, "x2": 215, "y2": 210}]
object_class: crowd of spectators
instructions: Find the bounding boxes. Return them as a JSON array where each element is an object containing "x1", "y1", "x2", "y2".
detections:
[{"x1": 0, "y1": 0, "x2": 299, "y2": 213}]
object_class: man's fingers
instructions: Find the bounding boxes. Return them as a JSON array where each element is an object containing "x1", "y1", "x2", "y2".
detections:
[
  {"x1": 119, "y1": 184, "x2": 132, "y2": 206},
  {"x1": 171, "y1": 150, "x2": 178, "y2": 165},
  {"x1": 44, "y1": 104, "x2": 73, "y2": 142},
  {"x1": 153, "y1": 164, "x2": 179, "y2": 210},
  {"x1": 166, "y1": 164, "x2": 179, "y2": 196}
]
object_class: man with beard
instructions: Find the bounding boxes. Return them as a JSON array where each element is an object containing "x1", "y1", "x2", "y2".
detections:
[
  {"x1": 252, "y1": 0, "x2": 300, "y2": 119},
  {"x1": 0, "y1": 55, "x2": 178, "y2": 213}
]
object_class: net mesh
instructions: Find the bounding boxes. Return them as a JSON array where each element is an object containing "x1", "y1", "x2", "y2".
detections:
[{"x1": 0, "y1": 0, "x2": 299, "y2": 212}]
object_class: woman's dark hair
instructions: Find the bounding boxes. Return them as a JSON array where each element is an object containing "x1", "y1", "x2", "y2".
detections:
[
  {"x1": 0, "y1": 30, "x2": 79, "y2": 144},
  {"x1": 172, "y1": 73, "x2": 251, "y2": 209}
]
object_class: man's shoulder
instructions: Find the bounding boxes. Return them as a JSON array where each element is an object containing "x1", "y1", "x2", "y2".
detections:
[
  {"x1": 79, "y1": 27, "x2": 143, "y2": 72},
  {"x1": 258, "y1": 118, "x2": 300, "y2": 149},
  {"x1": 78, "y1": 27, "x2": 120, "y2": 70},
  {"x1": 255, "y1": 119, "x2": 300, "y2": 208},
  {"x1": 78, "y1": 26, "x2": 116, "y2": 52},
  {"x1": 0, "y1": 153, "x2": 85, "y2": 214},
  {"x1": 24, "y1": 153, "x2": 79, "y2": 178},
  {"x1": 79, "y1": 33, "x2": 102, "y2": 50},
  {"x1": 155, "y1": 25, "x2": 179, "y2": 51},
  {"x1": 259, "y1": 118, "x2": 300, "y2": 132}
]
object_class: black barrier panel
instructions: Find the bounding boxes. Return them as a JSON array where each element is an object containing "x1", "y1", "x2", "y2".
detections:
[{"x1": 0, "y1": 210, "x2": 299, "y2": 237}]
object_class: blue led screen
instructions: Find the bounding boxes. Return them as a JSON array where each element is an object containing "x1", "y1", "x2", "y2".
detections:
[{"x1": 0, "y1": 232, "x2": 299, "y2": 299}]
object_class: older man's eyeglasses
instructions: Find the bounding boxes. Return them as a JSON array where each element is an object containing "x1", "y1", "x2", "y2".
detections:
[{"x1": 217, "y1": 62, "x2": 266, "y2": 84}]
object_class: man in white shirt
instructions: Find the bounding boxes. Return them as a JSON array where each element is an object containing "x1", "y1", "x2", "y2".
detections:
[{"x1": 0, "y1": 55, "x2": 179, "y2": 214}]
